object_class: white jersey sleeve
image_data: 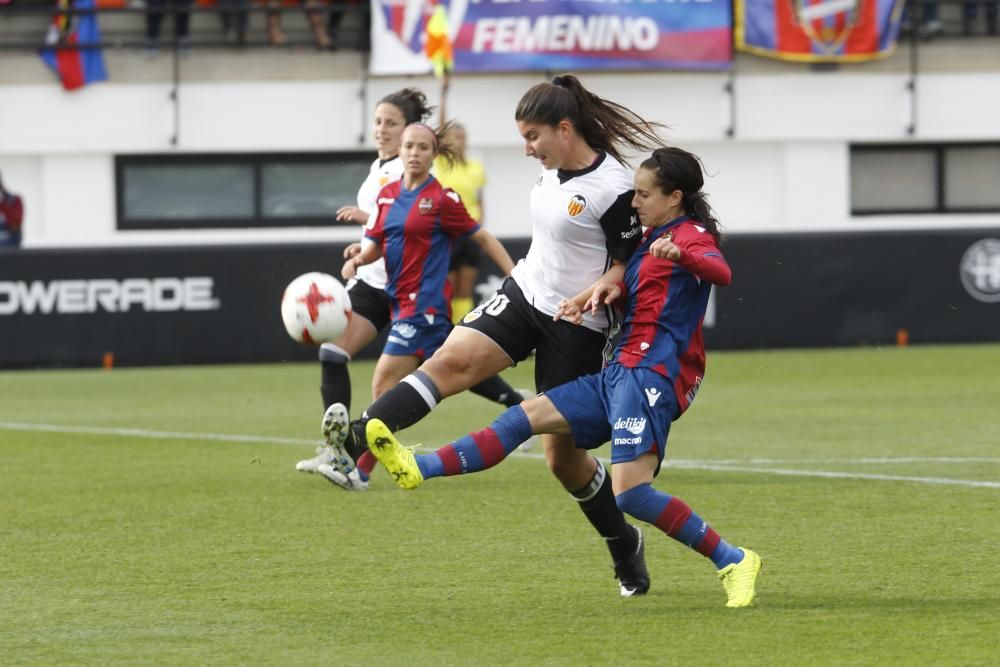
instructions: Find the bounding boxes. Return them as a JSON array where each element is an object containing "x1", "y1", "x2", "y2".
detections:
[
  {"x1": 511, "y1": 153, "x2": 640, "y2": 332},
  {"x1": 354, "y1": 156, "x2": 403, "y2": 290}
]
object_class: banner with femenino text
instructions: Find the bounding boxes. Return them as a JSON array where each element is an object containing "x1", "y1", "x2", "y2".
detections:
[{"x1": 370, "y1": 0, "x2": 732, "y2": 75}]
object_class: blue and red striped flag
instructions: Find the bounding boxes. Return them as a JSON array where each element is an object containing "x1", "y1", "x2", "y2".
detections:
[
  {"x1": 40, "y1": 0, "x2": 108, "y2": 91},
  {"x1": 736, "y1": 0, "x2": 905, "y2": 62}
]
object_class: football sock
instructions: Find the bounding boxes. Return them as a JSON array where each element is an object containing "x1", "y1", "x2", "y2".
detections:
[
  {"x1": 615, "y1": 483, "x2": 744, "y2": 569},
  {"x1": 469, "y1": 375, "x2": 525, "y2": 408},
  {"x1": 571, "y1": 459, "x2": 638, "y2": 562},
  {"x1": 318, "y1": 344, "x2": 351, "y2": 410},
  {"x1": 356, "y1": 451, "x2": 375, "y2": 479},
  {"x1": 342, "y1": 370, "x2": 442, "y2": 459},
  {"x1": 416, "y1": 405, "x2": 533, "y2": 478},
  {"x1": 365, "y1": 369, "x2": 441, "y2": 432}
]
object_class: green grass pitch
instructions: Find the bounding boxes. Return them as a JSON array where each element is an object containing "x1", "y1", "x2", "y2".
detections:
[{"x1": 2, "y1": 344, "x2": 999, "y2": 665}]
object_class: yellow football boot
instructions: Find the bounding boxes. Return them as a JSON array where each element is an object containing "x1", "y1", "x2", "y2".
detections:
[
  {"x1": 718, "y1": 548, "x2": 762, "y2": 608},
  {"x1": 366, "y1": 419, "x2": 424, "y2": 490}
]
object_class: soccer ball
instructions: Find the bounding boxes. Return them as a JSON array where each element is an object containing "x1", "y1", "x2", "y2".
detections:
[{"x1": 280, "y1": 272, "x2": 352, "y2": 345}]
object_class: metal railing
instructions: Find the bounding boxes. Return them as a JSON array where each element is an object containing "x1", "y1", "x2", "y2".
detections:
[{"x1": 0, "y1": 2, "x2": 371, "y2": 51}]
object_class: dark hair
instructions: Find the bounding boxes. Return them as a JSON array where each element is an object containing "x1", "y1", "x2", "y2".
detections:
[
  {"x1": 641, "y1": 147, "x2": 722, "y2": 243},
  {"x1": 379, "y1": 88, "x2": 434, "y2": 125},
  {"x1": 514, "y1": 74, "x2": 665, "y2": 164}
]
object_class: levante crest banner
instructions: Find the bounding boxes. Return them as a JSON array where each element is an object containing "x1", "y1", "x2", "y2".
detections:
[{"x1": 735, "y1": 0, "x2": 905, "y2": 62}]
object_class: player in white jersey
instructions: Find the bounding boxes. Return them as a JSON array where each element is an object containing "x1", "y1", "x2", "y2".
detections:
[
  {"x1": 298, "y1": 89, "x2": 527, "y2": 490},
  {"x1": 324, "y1": 75, "x2": 666, "y2": 596}
]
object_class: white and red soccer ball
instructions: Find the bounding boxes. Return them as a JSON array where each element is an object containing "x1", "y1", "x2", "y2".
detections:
[{"x1": 280, "y1": 272, "x2": 352, "y2": 345}]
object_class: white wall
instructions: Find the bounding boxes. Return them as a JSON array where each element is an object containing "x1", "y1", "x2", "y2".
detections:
[{"x1": 3, "y1": 64, "x2": 1000, "y2": 248}]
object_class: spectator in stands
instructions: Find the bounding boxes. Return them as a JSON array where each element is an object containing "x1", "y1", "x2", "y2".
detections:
[
  {"x1": 266, "y1": 0, "x2": 331, "y2": 49},
  {"x1": 963, "y1": 1, "x2": 999, "y2": 34},
  {"x1": 433, "y1": 122, "x2": 487, "y2": 323},
  {"x1": 219, "y1": 0, "x2": 249, "y2": 47},
  {"x1": 146, "y1": 0, "x2": 193, "y2": 56},
  {"x1": 327, "y1": 0, "x2": 369, "y2": 50},
  {"x1": 0, "y1": 171, "x2": 24, "y2": 248}
]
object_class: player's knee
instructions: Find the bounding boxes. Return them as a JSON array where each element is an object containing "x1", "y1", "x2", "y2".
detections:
[
  {"x1": 614, "y1": 483, "x2": 653, "y2": 517},
  {"x1": 425, "y1": 345, "x2": 473, "y2": 378},
  {"x1": 544, "y1": 439, "x2": 589, "y2": 486}
]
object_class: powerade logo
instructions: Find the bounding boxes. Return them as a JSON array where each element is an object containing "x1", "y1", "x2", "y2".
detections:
[{"x1": 0, "y1": 277, "x2": 221, "y2": 315}]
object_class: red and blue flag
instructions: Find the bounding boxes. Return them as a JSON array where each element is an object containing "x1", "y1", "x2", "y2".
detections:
[
  {"x1": 736, "y1": 0, "x2": 905, "y2": 62},
  {"x1": 40, "y1": 0, "x2": 108, "y2": 91}
]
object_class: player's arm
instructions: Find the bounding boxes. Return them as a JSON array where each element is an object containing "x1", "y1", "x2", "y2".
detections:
[
  {"x1": 554, "y1": 260, "x2": 627, "y2": 324},
  {"x1": 650, "y1": 235, "x2": 731, "y2": 286},
  {"x1": 470, "y1": 227, "x2": 514, "y2": 275},
  {"x1": 341, "y1": 239, "x2": 381, "y2": 281},
  {"x1": 335, "y1": 205, "x2": 369, "y2": 225},
  {"x1": 556, "y1": 189, "x2": 639, "y2": 323}
]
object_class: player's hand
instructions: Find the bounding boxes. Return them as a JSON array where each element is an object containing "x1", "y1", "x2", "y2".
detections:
[
  {"x1": 343, "y1": 242, "x2": 362, "y2": 259},
  {"x1": 341, "y1": 257, "x2": 360, "y2": 281},
  {"x1": 650, "y1": 236, "x2": 682, "y2": 261},
  {"x1": 336, "y1": 206, "x2": 367, "y2": 225},
  {"x1": 587, "y1": 282, "x2": 622, "y2": 313},
  {"x1": 554, "y1": 298, "x2": 584, "y2": 325}
]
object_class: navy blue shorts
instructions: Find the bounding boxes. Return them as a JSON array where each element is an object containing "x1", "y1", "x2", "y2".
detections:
[
  {"x1": 382, "y1": 314, "x2": 453, "y2": 361},
  {"x1": 545, "y1": 364, "x2": 679, "y2": 469}
]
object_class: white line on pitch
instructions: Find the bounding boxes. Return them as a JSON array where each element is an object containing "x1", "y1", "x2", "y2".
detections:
[
  {"x1": 2, "y1": 420, "x2": 998, "y2": 489},
  {"x1": 0, "y1": 421, "x2": 317, "y2": 446},
  {"x1": 664, "y1": 463, "x2": 1000, "y2": 489},
  {"x1": 677, "y1": 456, "x2": 1000, "y2": 465}
]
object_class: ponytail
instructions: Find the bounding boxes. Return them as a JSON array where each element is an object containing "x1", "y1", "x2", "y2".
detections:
[{"x1": 515, "y1": 74, "x2": 665, "y2": 164}]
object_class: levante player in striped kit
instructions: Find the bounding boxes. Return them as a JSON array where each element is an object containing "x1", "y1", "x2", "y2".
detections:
[
  {"x1": 330, "y1": 120, "x2": 516, "y2": 477},
  {"x1": 367, "y1": 147, "x2": 763, "y2": 607}
]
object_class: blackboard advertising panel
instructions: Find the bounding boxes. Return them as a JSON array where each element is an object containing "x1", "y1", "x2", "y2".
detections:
[{"x1": 1, "y1": 229, "x2": 998, "y2": 368}]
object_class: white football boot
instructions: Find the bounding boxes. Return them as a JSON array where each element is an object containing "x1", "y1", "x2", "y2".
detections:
[
  {"x1": 295, "y1": 445, "x2": 334, "y2": 473},
  {"x1": 317, "y1": 463, "x2": 369, "y2": 491},
  {"x1": 296, "y1": 402, "x2": 351, "y2": 472}
]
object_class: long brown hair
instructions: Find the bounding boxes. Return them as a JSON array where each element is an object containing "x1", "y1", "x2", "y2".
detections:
[
  {"x1": 641, "y1": 147, "x2": 722, "y2": 243},
  {"x1": 515, "y1": 74, "x2": 665, "y2": 164}
]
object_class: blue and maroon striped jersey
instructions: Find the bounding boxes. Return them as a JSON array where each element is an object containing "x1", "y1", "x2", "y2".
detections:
[
  {"x1": 366, "y1": 176, "x2": 480, "y2": 320},
  {"x1": 614, "y1": 216, "x2": 731, "y2": 414}
]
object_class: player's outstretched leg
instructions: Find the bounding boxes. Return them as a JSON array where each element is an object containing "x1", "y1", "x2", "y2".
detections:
[
  {"x1": 718, "y1": 548, "x2": 762, "y2": 608},
  {"x1": 366, "y1": 419, "x2": 424, "y2": 489},
  {"x1": 615, "y1": 483, "x2": 760, "y2": 607},
  {"x1": 295, "y1": 402, "x2": 351, "y2": 473}
]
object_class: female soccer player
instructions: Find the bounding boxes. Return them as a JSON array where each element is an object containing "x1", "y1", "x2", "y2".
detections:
[
  {"x1": 325, "y1": 74, "x2": 665, "y2": 596},
  {"x1": 366, "y1": 147, "x2": 763, "y2": 607},
  {"x1": 339, "y1": 122, "x2": 515, "y2": 414},
  {"x1": 297, "y1": 90, "x2": 525, "y2": 490}
]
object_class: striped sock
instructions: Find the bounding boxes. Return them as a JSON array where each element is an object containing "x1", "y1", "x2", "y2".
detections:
[
  {"x1": 615, "y1": 483, "x2": 743, "y2": 569},
  {"x1": 416, "y1": 405, "x2": 533, "y2": 479}
]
